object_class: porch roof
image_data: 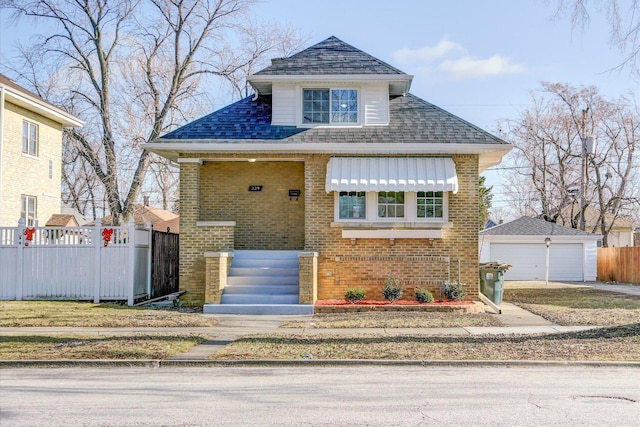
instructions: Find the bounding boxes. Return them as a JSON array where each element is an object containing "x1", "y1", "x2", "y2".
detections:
[{"x1": 325, "y1": 157, "x2": 458, "y2": 194}]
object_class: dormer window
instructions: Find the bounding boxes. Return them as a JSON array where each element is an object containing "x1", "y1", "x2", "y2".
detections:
[{"x1": 303, "y1": 88, "x2": 358, "y2": 124}]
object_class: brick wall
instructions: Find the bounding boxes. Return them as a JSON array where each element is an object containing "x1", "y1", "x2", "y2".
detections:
[
  {"x1": 179, "y1": 161, "x2": 235, "y2": 305},
  {"x1": 305, "y1": 154, "x2": 479, "y2": 301},
  {"x1": 200, "y1": 160, "x2": 304, "y2": 249},
  {"x1": 1, "y1": 101, "x2": 63, "y2": 226},
  {"x1": 178, "y1": 153, "x2": 480, "y2": 304}
]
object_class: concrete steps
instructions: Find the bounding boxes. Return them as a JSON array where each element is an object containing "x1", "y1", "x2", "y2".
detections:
[{"x1": 204, "y1": 250, "x2": 314, "y2": 315}]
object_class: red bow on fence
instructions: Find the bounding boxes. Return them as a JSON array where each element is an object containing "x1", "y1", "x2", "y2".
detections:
[
  {"x1": 24, "y1": 227, "x2": 36, "y2": 247},
  {"x1": 102, "y1": 228, "x2": 114, "y2": 247}
]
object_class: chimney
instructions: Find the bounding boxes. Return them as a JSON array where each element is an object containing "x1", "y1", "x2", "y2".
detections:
[
  {"x1": 143, "y1": 196, "x2": 149, "y2": 207},
  {"x1": 271, "y1": 57, "x2": 285, "y2": 65}
]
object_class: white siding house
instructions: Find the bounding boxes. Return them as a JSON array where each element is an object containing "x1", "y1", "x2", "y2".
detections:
[{"x1": 479, "y1": 217, "x2": 601, "y2": 281}]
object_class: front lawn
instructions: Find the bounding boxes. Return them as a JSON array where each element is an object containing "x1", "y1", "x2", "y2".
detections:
[
  {"x1": 212, "y1": 324, "x2": 640, "y2": 361},
  {"x1": 0, "y1": 301, "x2": 218, "y2": 327},
  {"x1": 504, "y1": 287, "x2": 640, "y2": 326},
  {"x1": 281, "y1": 312, "x2": 501, "y2": 328},
  {"x1": 0, "y1": 334, "x2": 210, "y2": 360}
]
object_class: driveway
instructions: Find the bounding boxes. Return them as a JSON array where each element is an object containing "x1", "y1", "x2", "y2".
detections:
[{"x1": 505, "y1": 281, "x2": 640, "y2": 296}]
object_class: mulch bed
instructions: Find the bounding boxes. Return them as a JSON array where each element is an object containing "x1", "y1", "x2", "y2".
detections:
[{"x1": 314, "y1": 299, "x2": 484, "y2": 314}]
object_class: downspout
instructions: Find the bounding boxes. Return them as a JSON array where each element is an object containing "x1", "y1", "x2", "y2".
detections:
[{"x1": 0, "y1": 85, "x2": 5, "y2": 225}]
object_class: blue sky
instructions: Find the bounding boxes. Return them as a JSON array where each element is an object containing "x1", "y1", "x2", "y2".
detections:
[{"x1": 1, "y1": 0, "x2": 636, "y2": 216}]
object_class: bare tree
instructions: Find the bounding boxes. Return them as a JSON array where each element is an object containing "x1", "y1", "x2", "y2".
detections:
[
  {"x1": 500, "y1": 82, "x2": 639, "y2": 246},
  {"x1": 3, "y1": 0, "x2": 306, "y2": 224},
  {"x1": 551, "y1": 0, "x2": 640, "y2": 75}
]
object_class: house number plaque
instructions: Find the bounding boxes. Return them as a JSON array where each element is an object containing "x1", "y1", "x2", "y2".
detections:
[{"x1": 248, "y1": 185, "x2": 263, "y2": 191}]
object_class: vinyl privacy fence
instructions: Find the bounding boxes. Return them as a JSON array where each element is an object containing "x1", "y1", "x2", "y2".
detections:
[{"x1": 0, "y1": 219, "x2": 151, "y2": 305}]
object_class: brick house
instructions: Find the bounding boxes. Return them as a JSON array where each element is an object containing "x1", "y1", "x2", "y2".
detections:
[
  {"x1": 0, "y1": 74, "x2": 83, "y2": 227},
  {"x1": 144, "y1": 36, "x2": 512, "y2": 313}
]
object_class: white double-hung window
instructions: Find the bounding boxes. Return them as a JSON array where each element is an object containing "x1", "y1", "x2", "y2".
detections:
[
  {"x1": 22, "y1": 120, "x2": 38, "y2": 156},
  {"x1": 303, "y1": 88, "x2": 358, "y2": 124}
]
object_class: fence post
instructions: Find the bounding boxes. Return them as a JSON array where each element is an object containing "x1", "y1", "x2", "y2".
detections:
[
  {"x1": 146, "y1": 221, "x2": 152, "y2": 298},
  {"x1": 15, "y1": 219, "x2": 25, "y2": 300},
  {"x1": 127, "y1": 218, "x2": 135, "y2": 306},
  {"x1": 93, "y1": 219, "x2": 102, "y2": 304}
]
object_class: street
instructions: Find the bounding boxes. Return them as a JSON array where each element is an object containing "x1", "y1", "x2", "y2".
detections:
[{"x1": 1, "y1": 365, "x2": 639, "y2": 426}]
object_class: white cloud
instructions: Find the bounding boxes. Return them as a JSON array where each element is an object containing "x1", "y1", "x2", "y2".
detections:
[
  {"x1": 392, "y1": 37, "x2": 525, "y2": 80},
  {"x1": 392, "y1": 37, "x2": 464, "y2": 64},
  {"x1": 437, "y1": 55, "x2": 525, "y2": 79}
]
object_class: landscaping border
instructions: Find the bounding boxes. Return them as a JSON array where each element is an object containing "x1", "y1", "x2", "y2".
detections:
[{"x1": 314, "y1": 301, "x2": 485, "y2": 314}]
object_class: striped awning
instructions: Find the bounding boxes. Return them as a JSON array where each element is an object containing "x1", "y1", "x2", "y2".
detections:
[{"x1": 325, "y1": 157, "x2": 458, "y2": 194}]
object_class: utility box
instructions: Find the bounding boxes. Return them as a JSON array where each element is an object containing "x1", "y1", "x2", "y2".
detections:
[{"x1": 479, "y1": 262, "x2": 507, "y2": 306}]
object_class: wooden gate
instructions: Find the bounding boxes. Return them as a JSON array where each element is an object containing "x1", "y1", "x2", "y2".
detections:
[{"x1": 151, "y1": 230, "x2": 179, "y2": 297}]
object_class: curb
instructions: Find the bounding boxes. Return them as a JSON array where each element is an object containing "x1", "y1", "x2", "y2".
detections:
[{"x1": 2, "y1": 359, "x2": 639, "y2": 369}]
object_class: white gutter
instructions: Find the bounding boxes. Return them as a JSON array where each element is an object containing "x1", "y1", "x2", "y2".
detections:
[{"x1": 0, "y1": 86, "x2": 4, "y2": 224}]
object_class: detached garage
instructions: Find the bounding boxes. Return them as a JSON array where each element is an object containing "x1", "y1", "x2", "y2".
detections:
[{"x1": 479, "y1": 217, "x2": 601, "y2": 281}]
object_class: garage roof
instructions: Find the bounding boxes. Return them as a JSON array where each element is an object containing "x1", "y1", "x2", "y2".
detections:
[{"x1": 480, "y1": 217, "x2": 601, "y2": 238}]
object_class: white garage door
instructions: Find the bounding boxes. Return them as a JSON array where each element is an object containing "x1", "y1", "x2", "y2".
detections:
[{"x1": 490, "y1": 243, "x2": 584, "y2": 281}]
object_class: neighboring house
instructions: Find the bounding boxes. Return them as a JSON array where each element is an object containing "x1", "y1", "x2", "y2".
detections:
[
  {"x1": 155, "y1": 216, "x2": 179, "y2": 234},
  {"x1": 144, "y1": 36, "x2": 512, "y2": 310},
  {"x1": 0, "y1": 74, "x2": 83, "y2": 227},
  {"x1": 45, "y1": 214, "x2": 79, "y2": 227},
  {"x1": 101, "y1": 204, "x2": 179, "y2": 231},
  {"x1": 479, "y1": 216, "x2": 601, "y2": 281},
  {"x1": 60, "y1": 204, "x2": 93, "y2": 226},
  {"x1": 556, "y1": 205, "x2": 635, "y2": 247}
]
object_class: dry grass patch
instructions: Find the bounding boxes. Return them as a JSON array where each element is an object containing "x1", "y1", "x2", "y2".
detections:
[
  {"x1": 504, "y1": 288, "x2": 640, "y2": 326},
  {"x1": 212, "y1": 324, "x2": 640, "y2": 361},
  {"x1": 0, "y1": 334, "x2": 210, "y2": 360},
  {"x1": 0, "y1": 301, "x2": 219, "y2": 328},
  {"x1": 281, "y1": 312, "x2": 501, "y2": 328}
]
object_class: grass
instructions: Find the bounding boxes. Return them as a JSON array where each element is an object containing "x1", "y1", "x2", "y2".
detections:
[
  {"x1": 211, "y1": 324, "x2": 640, "y2": 361},
  {"x1": 0, "y1": 334, "x2": 210, "y2": 360},
  {"x1": 281, "y1": 312, "x2": 502, "y2": 328},
  {"x1": 0, "y1": 301, "x2": 219, "y2": 327},
  {"x1": 504, "y1": 288, "x2": 640, "y2": 326},
  {"x1": 3, "y1": 286, "x2": 640, "y2": 361}
]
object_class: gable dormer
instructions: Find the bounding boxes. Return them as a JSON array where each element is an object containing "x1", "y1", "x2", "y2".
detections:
[{"x1": 247, "y1": 36, "x2": 413, "y2": 127}]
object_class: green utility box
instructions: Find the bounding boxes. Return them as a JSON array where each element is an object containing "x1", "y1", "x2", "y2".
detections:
[{"x1": 479, "y1": 262, "x2": 506, "y2": 305}]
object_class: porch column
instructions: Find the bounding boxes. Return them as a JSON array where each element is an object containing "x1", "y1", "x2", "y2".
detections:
[
  {"x1": 298, "y1": 251, "x2": 318, "y2": 304},
  {"x1": 204, "y1": 251, "x2": 234, "y2": 303}
]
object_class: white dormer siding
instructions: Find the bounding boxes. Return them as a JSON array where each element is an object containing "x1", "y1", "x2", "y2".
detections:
[
  {"x1": 271, "y1": 83, "x2": 296, "y2": 126},
  {"x1": 269, "y1": 82, "x2": 390, "y2": 127},
  {"x1": 363, "y1": 83, "x2": 389, "y2": 125}
]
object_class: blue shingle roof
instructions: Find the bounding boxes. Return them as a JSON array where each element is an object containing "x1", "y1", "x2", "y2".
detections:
[
  {"x1": 160, "y1": 96, "x2": 304, "y2": 140},
  {"x1": 159, "y1": 93, "x2": 506, "y2": 145}
]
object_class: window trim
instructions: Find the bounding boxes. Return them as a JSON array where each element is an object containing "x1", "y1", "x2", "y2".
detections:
[
  {"x1": 21, "y1": 194, "x2": 37, "y2": 226},
  {"x1": 334, "y1": 191, "x2": 449, "y2": 224},
  {"x1": 300, "y1": 86, "x2": 360, "y2": 127},
  {"x1": 22, "y1": 120, "x2": 39, "y2": 157}
]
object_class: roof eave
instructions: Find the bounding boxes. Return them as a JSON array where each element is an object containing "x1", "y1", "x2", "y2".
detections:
[
  {"x1": 1, "y1": 85, "x2": 84, "y2": 128},
  {"x1": 247, "y1": 74, "x2": 413, "y2": 96},
  {"x1": 479, "y1": 234, "x2": 603, "y2": 241},
  {"x1": 143, "y1": 141, "x2": 512, "y2": 171}
]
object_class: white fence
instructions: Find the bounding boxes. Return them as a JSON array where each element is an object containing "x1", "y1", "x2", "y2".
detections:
[{"x1": 0, "y1": 219, "x2": 151, "y2": 306}]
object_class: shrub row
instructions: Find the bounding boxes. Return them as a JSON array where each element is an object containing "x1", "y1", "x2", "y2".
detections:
[{"x1": 344, "y1": 279, "x2": 467, "y2": 303}]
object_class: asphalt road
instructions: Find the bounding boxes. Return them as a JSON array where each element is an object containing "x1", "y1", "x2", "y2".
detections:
[{"x1": 1, "y1": 365, "x2": 639, "y2": 426}]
